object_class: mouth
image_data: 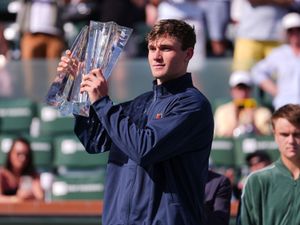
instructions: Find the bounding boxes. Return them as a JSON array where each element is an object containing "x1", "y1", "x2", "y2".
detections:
[
  {"x1": 152, "y1": 64, "x2": 164, "y2": 68},
  {"x1": 286, "y1": 146, "x2": 298, "y2": 152}
]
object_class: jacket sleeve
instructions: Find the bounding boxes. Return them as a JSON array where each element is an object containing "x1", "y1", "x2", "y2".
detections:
[
  {"x1": 92, "y1": 95, "x2": 213, "y2": 166},
  {"x1": 74, "y1": 106, "x2": 112, "y2": 154}
]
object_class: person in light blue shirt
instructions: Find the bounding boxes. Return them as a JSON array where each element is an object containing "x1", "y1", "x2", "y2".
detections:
[{"x1": 251, "y1": 12, "x2": 300, "y2": 110}]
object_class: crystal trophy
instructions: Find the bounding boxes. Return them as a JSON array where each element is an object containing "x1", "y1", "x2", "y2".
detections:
[
  {"x1": 45, "y1": 21, "x2": 133, "y2": 117},
  {"x1": 45, "y1": 25, "x2": 89, "y2": 115}
]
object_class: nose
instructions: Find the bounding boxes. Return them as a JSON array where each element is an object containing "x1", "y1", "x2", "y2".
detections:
[
  {"x1": 287, "y1": 134, "x2": 297, "y2": 144},
  {"x1": 153, "y1": 49, "x2": 162, "y2": 60}
]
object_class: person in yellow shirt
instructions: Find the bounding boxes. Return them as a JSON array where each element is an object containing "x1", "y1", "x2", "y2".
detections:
[{"x1": 214, "y1": 71, "x2": 272, "y2": 137}]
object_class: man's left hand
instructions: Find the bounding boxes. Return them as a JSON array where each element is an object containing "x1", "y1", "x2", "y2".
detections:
[{"x1": 81, "y1": 68, "x2": 109, "y2": 104}]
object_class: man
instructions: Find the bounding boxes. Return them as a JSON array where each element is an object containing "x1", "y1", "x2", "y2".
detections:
[
  {"x1": 204, "y1": 170, "x2": 232, "y2": 225},
  {"x1": 245, "y1": 150, "x2": 272, "y2": 172},
  {"x1": 17, "y1": 0, "x2": 65, "y2": 59},
  {"x1": 232, "y1": 0, "x2": 296, "y2": 72},
  {"x1": 251, "y1": 12, "x2": 300, "y2": 110},
  {"x1": 58, "y1": 19, "x2": 214, "y2": 224},
  {"x1": 214, "y1": 71, "x2": 272, "y2": 137},
  {"x1": 235, "y1": 150, "x2": 272, "y2": 222},
  {"x1": 239, "y1": 104, "x2": 300, "y2": 225},
  {"x1": 237, "y1": 150, "x2": 272, "y2": 192}
]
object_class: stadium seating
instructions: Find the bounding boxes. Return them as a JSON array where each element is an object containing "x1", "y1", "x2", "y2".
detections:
[
  {"x1": 36, "y1": 103, "x2": 74, "y2": 137},
  {"x1": 53, "y1": 134, "x2": 108, "y2": 172},
  {"x1": 0, "y1": 98, "x2": 36, "y2": 135},
  {"x1": 51, "y1": 171, "x2": 106, "y2": 200},
  {"x1": 210, "y1": 137, "x2": 235, "y2": 167}
]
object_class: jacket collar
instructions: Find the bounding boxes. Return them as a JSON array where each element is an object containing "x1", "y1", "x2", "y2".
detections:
[
  {"x1": 152, "y1": 73, "x2": 194, "y2": 98},
  {"x1": 275, "y1": 158, "x2": 299, "y2": 179}
]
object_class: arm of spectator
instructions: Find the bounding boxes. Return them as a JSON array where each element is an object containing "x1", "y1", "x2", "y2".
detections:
[
  {"x1": 145, "y1": 0, "x2": 161, "y2": 26},
  {"x1": 0, "y1": 169, "x2": 20, "y2": 203},
  {"x1": 0, "y1": 194, "x2": 20, "y2": 203},
  {"x1": 259, "y1": 79, "x2": 277, "y2": 97},
  {"x1": 251, "y1": 53, "x2": 278, "y2": 97},
  {"x1": 17, "y1": 175, "x2": 44, "y2": 201}
]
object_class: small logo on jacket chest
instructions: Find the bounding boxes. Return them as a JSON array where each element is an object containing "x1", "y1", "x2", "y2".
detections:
[{"x1": 155, "y1": 113, "x2": 163, "y2": 119}]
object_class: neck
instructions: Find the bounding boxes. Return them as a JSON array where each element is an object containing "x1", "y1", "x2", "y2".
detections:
[
  {"x1": 12, "y1": 168, "x2": 23, "y2": 177},
  {"x1": 291, "y1": 45, "x2": 300, "y2": 56},
  {"x1": 156, "y1": 72, "x2": 187, "y2": 85}
]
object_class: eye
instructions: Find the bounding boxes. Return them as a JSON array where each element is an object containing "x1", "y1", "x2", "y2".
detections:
[
  {"x1": 148, "y1": 45, "x2": 156, "y2": 51},
  {"x1": 161, "y1": 46, "x2": 172, "y2": 51},
  {"x1": 294, "y1": 133, "x2": 300, "y2": 138}
]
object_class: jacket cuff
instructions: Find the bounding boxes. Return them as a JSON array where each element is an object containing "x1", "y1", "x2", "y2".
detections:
[{"x1": 91, "y1": 96, "x2": 112, "y2": 114}]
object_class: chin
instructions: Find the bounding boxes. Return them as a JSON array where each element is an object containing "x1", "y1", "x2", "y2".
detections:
[{"x1": 153, "y1": 73, "x2": 165, "y2": 79}]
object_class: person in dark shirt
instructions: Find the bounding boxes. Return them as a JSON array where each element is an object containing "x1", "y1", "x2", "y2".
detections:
[{"x1": 205, "y1": 170, "x2": 232, "y2": 225}]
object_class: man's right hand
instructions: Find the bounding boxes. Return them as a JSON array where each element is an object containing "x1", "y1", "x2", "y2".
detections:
[{"x1": 57, "y1": 50, "x2": 78, "y2": 78}]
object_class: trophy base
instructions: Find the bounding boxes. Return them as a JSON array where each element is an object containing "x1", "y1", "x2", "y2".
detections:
[
  {"x1": 58, "y1": 101, "x2": 74, "y2": 116},
  {"x1": 72, "y1": 101, "x2": 90, "y2": 117}
]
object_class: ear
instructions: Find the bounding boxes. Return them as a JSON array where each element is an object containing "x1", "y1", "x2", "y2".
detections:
[{"x1": 185, "y1": 47, "x2": 194, "y2": 62}]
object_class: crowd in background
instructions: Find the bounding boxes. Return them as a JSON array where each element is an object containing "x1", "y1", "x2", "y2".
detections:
[{"x1": 0, "y1": 1, "x2": 300, "y2": 224}]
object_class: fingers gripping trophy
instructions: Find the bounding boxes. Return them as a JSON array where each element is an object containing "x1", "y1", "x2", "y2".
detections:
[{"x1": 46, "y1": 21, "x2": 133, "y2": 116}]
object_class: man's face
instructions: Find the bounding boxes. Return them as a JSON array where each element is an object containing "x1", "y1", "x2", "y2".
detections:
[
  {"x1": 231, "y1": 85, "x2": 251, "y2": 100},
  {"x1": 147, "y1": 36, "x2": 193, "y2": 84},
  {"x1": 249, "y1": 157, "x2": 270, "y2": 172},
  {"x1": 10, "y1": 141, "x2": 30, "y2": 171},
  {"x1": 287, "y1": 27, "x2": 300, "y2": 47},
  {"x1": 273, "y1": 118, "x2": 300, "y2": 162}
]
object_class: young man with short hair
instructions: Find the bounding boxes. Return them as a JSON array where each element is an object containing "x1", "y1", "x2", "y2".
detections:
[
  {"x1": 58, "y1": 19, "x2": 214, "y2": 225},
  {"x1": 240, "y1": 104, "x2": 300, "y2": 225}
]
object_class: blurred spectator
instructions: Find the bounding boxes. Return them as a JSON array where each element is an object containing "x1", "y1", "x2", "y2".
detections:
[
  {"x1": 0, "y1": 23, "x2": 9, "y2": 57},
  {"x1": 232, "y1": 0, "x2": 297, "y2": 72},
  {"x1": 100, "y1": 0, "x2": 146, "y2": 28},
  {"x1": 150, "y1": 0, "x2": 206, "y2": 70},
  {"x1": 0, "y1": 56, "x2": 13, "y2": 97},
  {"x1": 245, "y1": 150, "x2": 272, "y2": 172},
  {"x1": 0, "y1": 137, "x2": 44, "y2": 202},
  {"x1": 205, "y1": 170, "x2": 232, "y2": 225},
  {"x1": 62, "y1": 0, "x2": 100, "y2": 25},
  {"x1": 0, "y1": 23, "x2": 13, "y2": 97},
  {"x1": 147, "y1": 0, "x2": 231, "y2": 58},
  {"x1": 15, "y1": 0, "x2": 67, "y2": 100},
  {"x1": 62, "y1": 0, "x2": 101, "y2": 46},
  {"x1": 239, "y1": 104, "x2": 300, "y2": 225},
  {"x1": 238, "y1": 150, "x2": 272, "y2": 191},
  {"x1": 251, "y1": 12, "x2": 300, "y2": 110},
  {"x1": 199, "y1": 0, "x2": 231, "y2": 57},
  {"x1": 214, "y1": 71, "x2": 272, "y2": 138},
  {"x1": 224, "y1": 167, "x2": 242, "y2": 201},
  {"x1": 99, "y1": 0, "x2": 147, "y2": 57},
  {"x1": 16, "y1": 0, "x2": 66, "y2": 59},
  {"x1": 235, "y1": 150, "x2": 272, "y2": 223}
]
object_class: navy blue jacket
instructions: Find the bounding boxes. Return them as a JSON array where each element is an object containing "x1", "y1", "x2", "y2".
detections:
[{"x1": 74, "y1": 73, "x2": 214, "y2": 225}]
